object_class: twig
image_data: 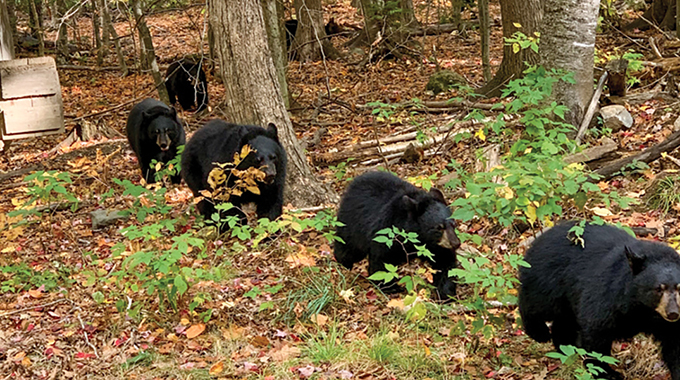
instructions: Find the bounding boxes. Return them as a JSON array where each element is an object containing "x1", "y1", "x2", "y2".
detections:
[
  {"x1": 75, "y1": 308, "x2": 99, "y2": 358},
  {"x1": 663, "y1": 154, "x2": 680, "y2": 168},
  {"x1": 649, "y1": 37, "x2": 663, "y2": 59},
  {"x1": 576, "y1": 71, "x2": 608, "y2": 144},
  {"x1": 0, "y1": 298, "x2": 67, "y2": 317}
]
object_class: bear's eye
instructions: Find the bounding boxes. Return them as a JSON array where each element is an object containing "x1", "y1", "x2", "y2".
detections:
[
  {"x1": 268, "y1": 154, "x2": 276, "y2": 160},
  {"x1": 657, "y1": 284, "x2": 667, "y2": 293}
]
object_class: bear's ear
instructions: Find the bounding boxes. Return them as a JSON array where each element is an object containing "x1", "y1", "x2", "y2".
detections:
[
  {"x1": 429, "y1": 188, "x2": 447, "y2": 204},
  {"x1": 168, "y1": 106, "x2": 177, "y2": 119},
  {"x1": 266, "y1": 123, "x2": 280, "y2": 141},
  {"x1": 401, "y1": 194, "x2": 419, "y2": 213},
  {"x1": 625, "y1": 246, "x2": 646, "y2": 275}
]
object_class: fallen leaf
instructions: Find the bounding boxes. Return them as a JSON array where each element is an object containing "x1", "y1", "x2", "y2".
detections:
[
  {"x1": 310, "y1": 313, "x2": 328, "y2": 326},
  {"x1": 209, "y1": 361, "x2": 224, "y2": 375},
  {"x1": 271, "y1": 344, "x2": 301, "y2": 362},
  {"x1": 185, "y1": 323, "x2": 205, "y2": 339}
]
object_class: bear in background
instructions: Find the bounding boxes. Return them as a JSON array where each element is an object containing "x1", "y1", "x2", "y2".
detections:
[
  {"x1": 125, "y1": 98, "x2": 185, "y2": 184},
  {"x1": 334, "y1": 171, "x2": 460, "y2": 300},
  {"x1": 181, "y1": 120, "x2": 286, "y2": 225},
  {"x1": 519, "y1": 221, "x2": 680, "y2": 380},
  {"x1": 165, "y1": 58, "x2": 208, "y2": 112}
]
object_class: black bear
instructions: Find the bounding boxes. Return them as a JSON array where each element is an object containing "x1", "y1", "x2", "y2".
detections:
[
  {"x1": 181, "y1": 120, "x2": 287, "y2": 224},
  {"x1": 126, "y1": 98, "x2": 185, "y2": 184},
  {"x1": 334, "y1": 171, "x2": 461, "y2": 300},
  {"x1": 165, "y1": 58, "x2": 209, "y2": 112},
  {"x1": 284, "y1": 17, "x2": 342, "y2": 49},
  {"x1": 519, "y1": 221, "x2": 680, "y2": 380}
]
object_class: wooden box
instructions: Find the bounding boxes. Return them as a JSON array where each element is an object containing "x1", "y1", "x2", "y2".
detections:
[{"x1": 0, "y1": 56, "x2": 64, "y2": 140}]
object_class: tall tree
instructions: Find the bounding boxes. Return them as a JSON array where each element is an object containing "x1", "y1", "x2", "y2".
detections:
[
  {"x1": 540, "y1": 0, "x2": 599, "y2": 127},
  {"x1": 209, "y1": 0, "x2": 337, "y2": 206},
  {"x1": 0, "y1": 0, "x2": 14, "y2": 61},
  {"x1": 130, "y1": 0, "x2": 169, "y2": 103},
  {"x1": 291, "y1": 0, "x2": 339, "y2": 61},
  {"x1": 477, "y1": 0, "x2": 541, "y2": 97}
]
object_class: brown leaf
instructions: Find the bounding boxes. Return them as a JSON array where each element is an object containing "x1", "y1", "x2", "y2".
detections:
[
  {"x1": 251, "y1": 335, "x2": 270, "y2": 348},
  {"x1": 271, "y1": 344, "x2": 301, "y2": 362},
  {"x1": 185, "y1": 323, "x2": 205, "y2": 339}
]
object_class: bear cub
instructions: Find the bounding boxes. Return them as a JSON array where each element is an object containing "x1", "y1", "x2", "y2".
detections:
[
  {"x1": 181, "y1": 120, "x2": 286, "y2": 224},
  {"x1": 334, "y1": 171, "x2": 461, "y2": 300},
  {"x1": 126, "y1": 98, "x2": 185, "y2": 184},
  {"x1": 165, "y1": 58, "x2": 209, "y2": 112},
  {"x1": 519, "y1": 221, "x2": 680, "y2": 380}
]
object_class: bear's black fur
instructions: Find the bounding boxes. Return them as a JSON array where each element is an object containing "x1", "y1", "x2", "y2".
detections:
[
  {"x1": 519, "y1": 221, "x2": 680, "y2": 380},
  {"x1": 126, "y1": 98, "x2": 185, "y2": 184},
  {"x1": 165, "y1": 58, "x2": 208, "y2": 112},
  {"x1": 181, "y1": 120, "x2": 286, "y2": 224},
  {"x1": 334, "y1": 171, "x2": 461, "y2": 300}
]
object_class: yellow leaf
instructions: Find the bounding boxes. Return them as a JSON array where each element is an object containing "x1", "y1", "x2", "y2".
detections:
[
  {"x1": 512, "y1": 43, "x2": 520, "y2": 54},
  {"x1": 180, "y1": 318, "x2": 190, "y2": 326},
  {"x1": 387, "y1": 298, "x2": 405, "y2": 310},
  {"x1": 155, "y1": 162, "x2": 162, "y2": 171},
  {"x1": 508, "y1": 288, "x2": 518, "y2": 296},
  {"x1": 21, "y1": 356, "x2": 31, "y2": 367},
  {"x1": 207, "y1": 168, "x2": 226, "y2": 189},
  {"x1": 209, "y1": 361, "x2": 224, "y2": 375},
  {"x1": 525, "y1": 205, "x2": 537, "y2": 226},
  {"x1": 474, "y1": 128, "x2": 486, "y2": 141},
  {"x1": 513, "y1": 22, "x2": 522, "y2": 28},
  {"x1": 496, "y1": 186, "x2": 514, "y2": 200},
  {"x1": 1, "y1": 246, "x2": 14, "y2": 253},
  {"x1": 185, "y1": 323, "x2": 206, "y2": 339},
  {"x1": 423, "y1": 344, "x2": 431, "y2": 356},
  {"x1": 246, "y1": 186, "x2": 261, "y2": 195}
]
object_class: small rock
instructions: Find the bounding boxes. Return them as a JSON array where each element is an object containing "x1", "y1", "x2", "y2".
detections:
[
  {"x1": 600, "y1": 105, "x2": 633, "y2": 132},
  {"x1": 90, "y1": 209, "x2": 128, "y2": 229},
  {"x1": 425, "y1": 70, "x2": 467, "y2": 94}
]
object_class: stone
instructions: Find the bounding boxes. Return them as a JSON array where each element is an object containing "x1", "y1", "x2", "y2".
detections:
[
  {"x1": 600, "y1": 105, "x2": 633, "y2": 132},
  {"x1": 90, "y1": 209, "x2": 128, "y2": 229},
  {"x1": 425, "y1": 70, "x2": 467, "y2": 94}
]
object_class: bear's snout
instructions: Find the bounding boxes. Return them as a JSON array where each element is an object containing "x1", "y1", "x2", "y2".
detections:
[
  {"x1": 438, "y1": 222, "x2": 461, "y2": 251},
  {"x1": 656, "y1": 288, "x2": 680, "y2": 322},
  {"x1": 261, "y1": 165, "x2": 277, "y2": 184},
  {"x1": 157, "y1": 133, "x2": 171, "y2": 151}
]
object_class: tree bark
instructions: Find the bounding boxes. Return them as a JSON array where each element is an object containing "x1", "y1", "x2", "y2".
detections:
[
  {"x1": 260, "y1": 0, "x2": 288, "y2": 107},
  {"x1": 209, "y1": 0, "x2": 337, "y2": 206},
  {"x1": 477, "y1": 0, "x2": 541, "y2": 97},
  {"x1": 131, "y1": 0, "x2": 169, "y2": 103},
  {"x1": 479, "y1": 0, "x2": 491, "y2": 81},
  {"x1": 29, "y1": 0, "x2": 44, "y2": 56},
  {"x1": 55, "y1": 0, "x2": 68, "y2": 63},
  {"x1": 292, "y1": 0, "x2": 339, "y2": 61},
  {"x1": 540, "y1": 0, "x2": 598, "y2": 127},
  {"x1": 0, "y1": 0, "x2": 14, "y2": 60},
  {"x1": 93, "y1": 0, "x2": 103, "y2": 65},
  {"x1": 101, "y1": 0, "x2": 127, "y2": 76}
]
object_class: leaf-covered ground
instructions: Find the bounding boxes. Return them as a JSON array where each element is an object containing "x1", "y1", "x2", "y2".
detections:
[{"x1": 0, "y1": 1, "x2": 679, "y2": 379}]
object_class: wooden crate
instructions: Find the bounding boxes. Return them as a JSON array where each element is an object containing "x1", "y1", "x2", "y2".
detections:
[{"x1": 0, "y1": 56, "x2": 64, "y2": 140}]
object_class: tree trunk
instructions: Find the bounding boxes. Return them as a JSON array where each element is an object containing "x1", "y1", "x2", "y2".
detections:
[
  {"x1": 540, "y1": 0, "x2": 599, "y2": 127},
  {"x1": 0, "y1": 0, "x2": 14, "y2": 60},
  {"x1": 625, "y1": 0, "x2": 676, "y2": 30},
  {"x1": 479, "y1": 0, "x2": 491, "y2": 81},
  {"x1": 131, "y1": 0, "x2": 169, "y2": 103},
  {"x1": 292, "y1": 0, "x2": 339, "y2": 61},
  {"x1": 101, "y1": 0, "x2": 127, "y2": 76},
  {"x1": 29, "y1": 0, "x2": 44, "y2": 56},
  {"x1": 55, "y1": 0, "x2": 68, "y2": 63},
  {"x1": 6, "y1": 0, "x2": 15, "y2": 41},
  {"x1": 398, "y1": 0, "x2": 418, "y2": 27},
  {"x1": 93, "y1": 0, "x2": 103, "y2": 65},
  {"x1": 477, "y1": 0, "x2": 541, "y2": 97},
  {"x1": 0, "y1": 0, "x2": 12, "y2": 152},
  {"x1": 261, "y1": 0, "x2": 288, "y2": 107},
  {"x1": 209, "y1": 0, "x2": 337, "y2": 206},
  {"x1": 450, "y1": 0, "x2": 463, "y2": 29}
]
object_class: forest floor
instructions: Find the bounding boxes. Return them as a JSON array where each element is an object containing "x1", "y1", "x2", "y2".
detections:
[{"x1": 0, "y1": 0, "x2": 678, "y2": 379}]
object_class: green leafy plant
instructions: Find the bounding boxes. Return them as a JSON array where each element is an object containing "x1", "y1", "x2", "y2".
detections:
[
  {"x1": 546, "y1": 345, "x2": 618, "y2": 380},
  {"x1": 151, "y1": 145, "x2": 184, "y2": 183},
  {"x1": 329, "y1": 158, "x2": 354, "y2": 183},
  {"x1": 8, "y1": 171, "x2": 79, "y2": 223}
]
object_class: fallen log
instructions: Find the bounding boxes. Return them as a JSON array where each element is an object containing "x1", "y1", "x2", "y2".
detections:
[
  {"x1": 565, "y1": 138, "x2": 618, "y2": 164},
  {"x1": 593, "y1": 129, "x2": 680, "y2": 180},
  {"x1": 314, "y1": 126, "x2": 473, "y2": 165}
]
